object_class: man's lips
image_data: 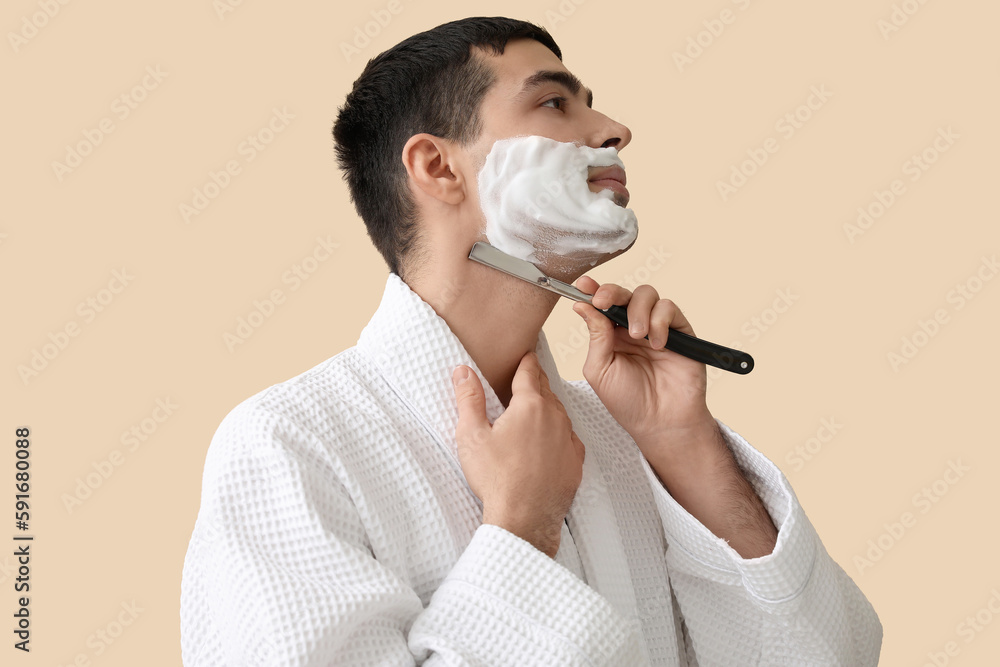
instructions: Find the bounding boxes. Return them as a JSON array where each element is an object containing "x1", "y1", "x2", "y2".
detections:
[{"x1": 588, "y1": 165, "x2": 629, "y2": 203}]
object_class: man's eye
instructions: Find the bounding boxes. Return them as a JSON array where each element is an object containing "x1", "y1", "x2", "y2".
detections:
[{"x1": 541, "y1": 96, "x2": 567, "y2": 110}]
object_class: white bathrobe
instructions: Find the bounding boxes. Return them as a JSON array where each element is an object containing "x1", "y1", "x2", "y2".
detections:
[{"x1": 180, "y1": 273, "x2": 882, "y2": 666}]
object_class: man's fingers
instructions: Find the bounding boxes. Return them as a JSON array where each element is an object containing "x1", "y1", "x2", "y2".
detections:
[
  {"x1": 625, "y1": 285, "x2": 660, "y2": 339},
  {"x1": 572, "y1": 301, "x2": 617, "y2": 382},
  {"x1": 575, "y1": 275, "x2": 600, "y2": 295},
  {"x1": 577, "y1": 276, "x2": 697, "y2": 350},
  {"x1": 453, "y1": 365, "x2": 490, "y2": 443},
  {"x1": 510, "y1": 350, "x2": 543, "y2": 398},
  {"x1": 575, "y1": 277, "x2": 633, "y2": 311},
  {"x1": 648, "y1": 298, "x2": 695, "y2": 348}
]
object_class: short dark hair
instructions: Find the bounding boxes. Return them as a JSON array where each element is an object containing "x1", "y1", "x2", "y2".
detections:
[{"x1": 332, "y1": 17, "x2": 561, "y2": 280}]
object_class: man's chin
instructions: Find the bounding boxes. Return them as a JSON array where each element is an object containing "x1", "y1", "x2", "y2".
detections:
[{"x1": 535, "y1": 240, "x2": 635, "y2": 285}]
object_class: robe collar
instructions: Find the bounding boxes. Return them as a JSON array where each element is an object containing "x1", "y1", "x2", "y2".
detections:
[
  {"x1": 356, "y1": 272, "x2": 655, "y2": 657},
  {"x1": 356, "y1": 272, "x2": 560, "y2": 458}
]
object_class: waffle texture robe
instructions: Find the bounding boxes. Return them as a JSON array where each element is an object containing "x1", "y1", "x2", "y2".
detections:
[{"x1": 180, "y1": 272, "x2": 883, "y2": 666}]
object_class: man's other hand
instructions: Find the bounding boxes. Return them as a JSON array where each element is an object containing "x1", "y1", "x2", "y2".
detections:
[
  {"x1": 571, "y1": 275, "x2": 716, "y2": 458},
  {"x1": 452, "y1": 350, "x2": 585, "y2": 558}
]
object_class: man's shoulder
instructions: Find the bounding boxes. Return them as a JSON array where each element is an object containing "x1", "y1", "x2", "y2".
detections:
[
  {"x1": 250, "y1": 345, "x2": 369, "y2": 410},
  {"x1": 208, "y1": 345, "x2": 382, "y2": 458}
]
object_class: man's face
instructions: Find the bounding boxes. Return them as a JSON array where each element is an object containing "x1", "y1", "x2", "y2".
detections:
[{"x1": 463, "y1": 38, "x2": 636, "y2": 276}]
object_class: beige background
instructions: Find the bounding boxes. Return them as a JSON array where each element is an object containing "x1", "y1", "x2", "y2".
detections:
[{"x1": 3, "y1": 0, "x2": 998, "y2": 664}]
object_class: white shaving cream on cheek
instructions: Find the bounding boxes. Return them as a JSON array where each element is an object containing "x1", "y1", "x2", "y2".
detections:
[{"x1": 477, "y1": 135, "x2": 638, "y2": 266}]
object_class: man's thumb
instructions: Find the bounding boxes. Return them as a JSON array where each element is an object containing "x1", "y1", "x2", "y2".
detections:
[
  {"x1": 453, "y1": 365, "x2": 489, "y2": 438},
  {"x1": 573, "y1": 302, "x2": 615, "y2": 370}
]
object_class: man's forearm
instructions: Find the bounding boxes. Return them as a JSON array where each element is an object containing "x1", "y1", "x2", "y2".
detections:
[{"x1": 639, "y1": 419, "x2": 778, "y2": 559}]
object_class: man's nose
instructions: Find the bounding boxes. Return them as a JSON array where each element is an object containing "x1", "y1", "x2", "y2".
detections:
[{"x1": 595, "y1": 114, "x2": 632, "y2": 152}]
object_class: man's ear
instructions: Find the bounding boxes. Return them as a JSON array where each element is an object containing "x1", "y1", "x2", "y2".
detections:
[{"x1": 401, "y1": 133, "x2": 467, "y2": 206}]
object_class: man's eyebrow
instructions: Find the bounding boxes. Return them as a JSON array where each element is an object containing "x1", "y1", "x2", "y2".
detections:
[{"x1": 516, "y1": 70, "x2": 594, "y2": 108}]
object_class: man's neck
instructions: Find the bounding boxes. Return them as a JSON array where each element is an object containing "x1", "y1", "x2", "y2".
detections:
[{"x1": 406, "y1": 260, "x2": 562, "y2": 408}]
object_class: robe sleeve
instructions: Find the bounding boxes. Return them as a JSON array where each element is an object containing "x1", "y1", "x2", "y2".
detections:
[
  {"x1": 181, "y1": 402, "x2": 646, "y2": 666},
  {"x1": 638, "y1": 418, "x2": 883, "y2": 666}
]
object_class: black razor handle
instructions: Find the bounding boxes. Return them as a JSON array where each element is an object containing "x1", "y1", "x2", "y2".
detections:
[{"x1": 597, "y1": 304, "x2": 754, "y2": 375}]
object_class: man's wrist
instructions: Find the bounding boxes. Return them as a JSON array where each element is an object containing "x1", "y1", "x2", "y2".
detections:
[
  {"x1": 638, "y1": 421, "x2": 779, "y2": 558},
  {"x1": 636, "y1": 417, "x2": 731, "y2": 481},
  {"x1": 483, "y1": 508, "x2": 561, "y2": 558}
]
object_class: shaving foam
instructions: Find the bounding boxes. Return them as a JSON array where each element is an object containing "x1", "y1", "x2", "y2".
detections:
[{"x1": 477, "y1": 135, "x2": 638, "y2": 266}]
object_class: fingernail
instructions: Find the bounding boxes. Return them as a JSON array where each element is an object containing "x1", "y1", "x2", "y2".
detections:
[{"x1": 453, "y1": 367, "x2": 470, "y2": 384}]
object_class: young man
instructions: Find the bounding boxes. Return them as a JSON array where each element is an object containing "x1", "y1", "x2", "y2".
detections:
[{"x1": 181, "y1": 17, "x2": 882, "y2": 665}]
